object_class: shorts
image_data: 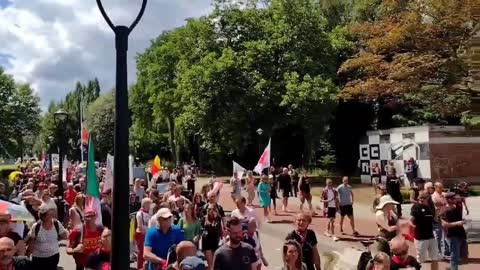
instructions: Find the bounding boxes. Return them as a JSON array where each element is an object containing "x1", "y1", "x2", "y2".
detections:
[
  {"x1": 300, "y1": 192, "x2": 312, "y2": 202},
  {"x1": 201, "y1": 236, "x2": 220, "y2": 252},
  {"x1": 282, "y1": 189, "x2": 290, "y2": 199},
  {"x1": 415, "y1": 238, "x2": 441, "y2": 263},
  {"x1": 327, "y1": 207, "x2": 337, "y2": 219},
  {"x1": 339, "y1": 205, "x2": 353, "y2": 217}
]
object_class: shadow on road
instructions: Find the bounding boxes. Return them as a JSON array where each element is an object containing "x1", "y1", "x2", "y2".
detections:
[{"x1": 270, "y1": 220, "x2": 293, "y2": 224}]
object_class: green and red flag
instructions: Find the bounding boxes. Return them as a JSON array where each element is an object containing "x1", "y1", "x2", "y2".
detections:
[{"x1": 86, "y1": 134, "x2": 102, "y2": 225}]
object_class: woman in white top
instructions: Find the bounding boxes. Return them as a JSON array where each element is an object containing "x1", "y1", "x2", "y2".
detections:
[
  {"x1": 230, "y1": 196, "x2": 260, "y2": 228},
  {"x1": 27, "y1": 204, "x2": 68, "y2": 270},
  {"x1": 374, "y1": 195, "x2": 399, "y2": 254},
  {"x1": 68, "y1": 193, "x2": 85, "y2": 229},
  {"x1": 135, "y1": 198, "x2": 152, "y2": 270}
]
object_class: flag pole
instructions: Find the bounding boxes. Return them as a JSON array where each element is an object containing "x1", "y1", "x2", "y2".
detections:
[{"x1": 80, "y1": 96, "x2": 84, "y2": 163}]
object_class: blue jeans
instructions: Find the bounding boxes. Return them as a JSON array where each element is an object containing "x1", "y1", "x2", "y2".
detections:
[
  {"x1": 432, "y1": 222, "x2": 445, "y2": 255},
  {"x1": 448, "y1": 236, "x2": 467, "y2": 270}
]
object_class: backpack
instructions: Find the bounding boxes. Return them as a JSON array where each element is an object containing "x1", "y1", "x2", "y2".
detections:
[
  {"x1": 358, "y1": 252, "x2": 373, "y2": 270},
  {"x1": 26, "y1": 220, "x2": 61, "y2": 256},
  {"x1": 33, "y1": 220, "x2": 61, "y2": 239}
]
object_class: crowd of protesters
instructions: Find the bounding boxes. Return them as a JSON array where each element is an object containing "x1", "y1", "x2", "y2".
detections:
[{"x1": 0, "y1": 158, "x2": 474, "y2": 270}]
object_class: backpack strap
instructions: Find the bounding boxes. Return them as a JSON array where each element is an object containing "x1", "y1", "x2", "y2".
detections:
[
  {"x1": 75, "y1": 208, "x2": 84, "y2": 223},
  {"x1": 33, "y1": 221, "x2": 41, "y2": 239},
  {"x1": 54, "y1": 220, "x2": 60, "y2": 235}
]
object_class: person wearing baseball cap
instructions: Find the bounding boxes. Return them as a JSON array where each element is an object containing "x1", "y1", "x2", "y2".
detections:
[
  {"x1": 67, "y1": 208, "x2": 103, "y2": 270},
  {"x1": 144, "y1": 208, "x2": 185, "y2": 270},
  {"x1": 442, "y1": 192, "x2": 467, "y2": 270}
]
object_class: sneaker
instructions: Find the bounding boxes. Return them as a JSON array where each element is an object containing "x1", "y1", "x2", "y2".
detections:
[
  {"x1": 333, "y1": 236, "x2": 340, "y2": 241},
  {"x1": 324, "y1": 231, "x2": 332, "y2": 237}
]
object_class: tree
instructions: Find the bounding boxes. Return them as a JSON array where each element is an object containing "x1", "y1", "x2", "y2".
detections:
[
  {"x1": 37, "y1": 79, "x2": 101, "y2": 160},
  {"x1": 338, "y1": 0, "x2": 473, "y2": 127},
  {"x1": 0, "y1": 68, "x2": 41, "y2": 159},
  {"x1": 135, "y1": 0, "x2": 342, "y2": 169},
  {"x1": 86, "y1": 91, "x2": 115, "y2": 158}
]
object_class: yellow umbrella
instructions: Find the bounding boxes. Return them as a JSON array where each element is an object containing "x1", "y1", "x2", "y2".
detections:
[{"x1": 8, "y1": 171, "x2": 22, "y2": 183}]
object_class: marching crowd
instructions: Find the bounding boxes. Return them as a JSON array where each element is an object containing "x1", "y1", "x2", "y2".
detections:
[{"x1": 0, "y1": 159, "x2": 473, "y2": 270}]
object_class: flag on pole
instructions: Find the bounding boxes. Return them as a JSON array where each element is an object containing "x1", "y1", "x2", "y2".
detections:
[
  {"x1": 254, "y1": 138, "x2": 271, "y2": 175},
  {"x1": 151, "y1": 155, "x2": 161, "y2": 176},
  {"x1": 104, "y1": 154, "x2": 114, "y2": 192},
  {"x1": 233, "y1": 161, "x2": 246, "y2": 180},
  {"x1": 129, "y1": 155, "x2": 134, "y2": 186},
  {"x1": 86, "y1": 135, "x2": 102, "y2": 225},
  {"x1": 39, "y1": 151, "x2": 47, "y2": 176},
  {"x1": 62, "y1": 155, "x2": 69, "y2": 184}
]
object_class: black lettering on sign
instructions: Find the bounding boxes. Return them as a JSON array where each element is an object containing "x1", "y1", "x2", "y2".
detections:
[
  {"x1": 370, "y1": 144, "x2": 380, "y2": 159},
  {"x1": 361, "y1": 161, "x2": 370, "y2": 175},
  {"x1": 360, "y1": 145, "x2": 369, "y2": 159}
]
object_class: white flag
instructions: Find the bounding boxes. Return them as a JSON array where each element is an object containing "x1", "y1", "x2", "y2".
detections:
[
  {"x1": 233, "y1": 161, "x2": 246, "y2": 180},
  {"x1": 62, "y1": 155, "x2": 69, "y2": 182},
  {"x1": 104, "y1": 154, "x2": 114, "y2": 192},
  {"x1": 254, "y1": 138, "x2": 271, "y2": 175},
  {"x1": 129, "y1": 155, "x2": 134, "y2": 185},
  {"x1": 51, "y1": 154, "x2": 60, "y2": 167}
]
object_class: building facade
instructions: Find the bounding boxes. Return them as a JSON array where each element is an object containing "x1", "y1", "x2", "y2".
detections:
[{"x1": 359, "y1": 126, "x2": 480, "y2": 185}]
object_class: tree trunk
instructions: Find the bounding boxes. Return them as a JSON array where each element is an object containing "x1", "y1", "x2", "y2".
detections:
[
  {"x1": 166, "y1": 116, "x2": 177, "y2": 165},
  {"x1": 303, "y1": 134, "x2": 313, "y2": 170}
]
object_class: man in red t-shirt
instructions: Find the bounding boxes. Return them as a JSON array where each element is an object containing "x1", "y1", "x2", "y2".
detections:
[
  {"x1": 64, "y1": 182, "x2": 77, "y2": 207},
  {"x1": 67, "y1": 209, "x2": 103, "y2": 270}
]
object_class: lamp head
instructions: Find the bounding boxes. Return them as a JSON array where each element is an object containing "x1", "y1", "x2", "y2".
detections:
[{"x1": 54, "y1": 109, "x2": 69, "y2": 124}]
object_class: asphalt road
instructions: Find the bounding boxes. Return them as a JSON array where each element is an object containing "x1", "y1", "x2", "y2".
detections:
[{"x1": 58, "y1": 178, "x2": 480, "y2": 270}]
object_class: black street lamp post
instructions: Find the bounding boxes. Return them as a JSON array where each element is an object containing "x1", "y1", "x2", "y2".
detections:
[
  {"x1": 95, "y1": 1, "x2": 147, "y2": 269},
  {"x1": 256, "y1": 128, "x2": 263, "y2": 156},
  {"x1": 47, "y1": 136, "x2": 54, "y2": 172},
  {"x1": 53, "y1": 109, "x2": 68, "y2": 223}
]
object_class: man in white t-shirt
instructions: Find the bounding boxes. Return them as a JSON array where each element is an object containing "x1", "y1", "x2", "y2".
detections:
[{"x1": 321, "y1": 179, "x2": 339, "y2": 241}]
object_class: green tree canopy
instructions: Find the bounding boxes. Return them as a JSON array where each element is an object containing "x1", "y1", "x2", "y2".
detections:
[{"x1": 0, "y1": 68, "x2": 41, "y2": 159}]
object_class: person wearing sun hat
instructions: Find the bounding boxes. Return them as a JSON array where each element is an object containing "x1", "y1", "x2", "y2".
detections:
[{"x1": 375, "y1": 195, "x2": 399, "y2": 254}]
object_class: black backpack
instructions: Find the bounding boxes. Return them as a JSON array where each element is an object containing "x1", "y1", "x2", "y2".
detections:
[
  {"x1": 33, "y1": 220, "x2": 61, "y2": 239},
  {"x1": 357, "y1": 251, "x2": 373, "y2": 270}
]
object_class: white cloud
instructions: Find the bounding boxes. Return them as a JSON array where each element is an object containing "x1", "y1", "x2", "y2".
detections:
[{"x1": 0, "y1": 0, "x2": 212, "y2": 109}]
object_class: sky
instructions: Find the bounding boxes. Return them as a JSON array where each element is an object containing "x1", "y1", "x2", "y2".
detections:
[{"x1": 0, "y1": 0, "x2": 212, "y2": 109}]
